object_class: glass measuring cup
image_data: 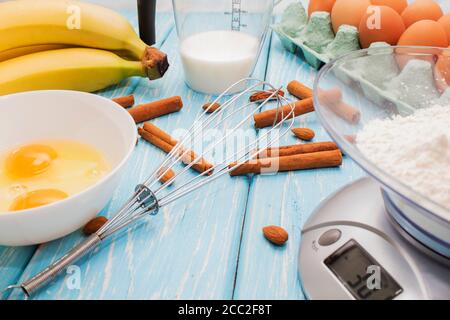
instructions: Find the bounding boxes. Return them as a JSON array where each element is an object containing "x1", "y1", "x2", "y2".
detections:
[{"x1": 172, "y1": 0, "x2": 275, "y2": 94}]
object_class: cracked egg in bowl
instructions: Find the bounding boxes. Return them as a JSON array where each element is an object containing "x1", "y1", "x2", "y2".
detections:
[{"x1": 0, "y1": 91, "x2": 137, "y2": 246}]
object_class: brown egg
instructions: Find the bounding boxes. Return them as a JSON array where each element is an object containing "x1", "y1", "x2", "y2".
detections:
[
  {"x1": 370, "y1": 0, "x2": 408, "y2": 14},
  {"x1": 359, "y1": 5, "x2": 405, "y2": 48},
  {"x1": 435, "y1": 50, "x2": 450, "y2": 86},
  {"x1": 438, "y1": 14, "x2": 450, "y2": 44},
  {"x1": 396, "y1": 20, "x2": 448, "y2": 69},
  {"x1": 395, "y1": 48, "x2": 438, "y2": 70},
  {"x1": 434, "y1": 65, "x2": 449, "y2": 92},
  {"x1": 331, "y1": 0, "x2": 371, "y2": 33},
  {"x1": 401, "y1": 0, "x2": 443, "y2": 28},
  {"x1": 308, "y1": 0, "x2": 336, "y2": 16},
  {"x1": 398, "y1": 20, "x2": 448, "y2": 47}
]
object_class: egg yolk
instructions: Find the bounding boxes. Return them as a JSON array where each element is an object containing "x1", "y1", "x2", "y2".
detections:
[
  {"x1": 5, "y1": 144, "x2": 57, "y2": 178},
  {"x1": 9, "y1": 189, "x2": 68, "y2": 211}
]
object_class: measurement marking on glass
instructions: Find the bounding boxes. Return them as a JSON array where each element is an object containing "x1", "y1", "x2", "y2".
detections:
[
  {"x1": 232, "y1": 0, "x2": 241, "y2": 31},
  {"x1": 225, "y1": 0, "x2": 247, "y2": 31}
]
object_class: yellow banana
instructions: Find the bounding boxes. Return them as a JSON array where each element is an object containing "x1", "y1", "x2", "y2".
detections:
[
  {"x1": 0, "y1": 0, "x2": 167, "y2": 72},
  {"x1": 0, "y1": 44, "x2": 72, "y2": 62},
  {"x1": 0, "y1": 48, "x2": 158, "y2": 95},
  {"x1": 0, "y1": 45, "x2": 157, "y2": 64}
]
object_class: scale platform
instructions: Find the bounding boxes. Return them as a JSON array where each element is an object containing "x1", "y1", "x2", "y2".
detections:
[{"x1": 298, "y1": 177, "x2": 450, "y2": 300}]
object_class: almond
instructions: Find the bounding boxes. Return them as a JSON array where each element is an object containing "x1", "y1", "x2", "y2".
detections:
[
  {"x1": 263, "y1": 225, "x2": 289, "y2": 246},
  {"x1": 202, "y1": 102, "x2": 221, "y2": 113},
  {"x1": 83, "y1": 216, "x2": 108, "y2": 236},
  {"x1": 292, "y1": 127, "x2": 315, "y2": 141}
]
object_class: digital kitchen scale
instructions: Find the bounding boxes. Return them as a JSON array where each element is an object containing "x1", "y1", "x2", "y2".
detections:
[{"x1": 298, "y1": 177, "x2": 450, "y2": 300}]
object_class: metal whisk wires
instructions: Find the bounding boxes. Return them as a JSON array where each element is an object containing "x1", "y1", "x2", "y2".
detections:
[
  {"x1": 99, "y1": 78, "x2": 296, "y2": 237},
  {"x1": 2, "y1": 78, "x2": 297, "y2": 299}
]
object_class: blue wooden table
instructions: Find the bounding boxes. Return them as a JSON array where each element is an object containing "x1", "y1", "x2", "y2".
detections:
[{"x1": 0, "y1": 8, "x2": 366, "y2": 300}]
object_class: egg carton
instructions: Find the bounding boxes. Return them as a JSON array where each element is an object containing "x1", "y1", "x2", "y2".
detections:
[
  {"x1": 272, "y1": 24, "x2": 328, "y2": 69},
  {"x1": 272, "y1": 2, "x2": 360, "y2": 70},
  {"x1": 333, "y1": 43, "x2": 450, "y2": 116},
  {"x1": 334, "y1": 60, "x2": 413, "y2": 116},
  {"x1": 274, "y1": 3, "x2": 450, "y2": 115}
]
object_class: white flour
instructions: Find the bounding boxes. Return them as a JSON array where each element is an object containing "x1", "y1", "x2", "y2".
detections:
[{"x1": 356, "y1": 105, "x2": 450, "y2": 211}]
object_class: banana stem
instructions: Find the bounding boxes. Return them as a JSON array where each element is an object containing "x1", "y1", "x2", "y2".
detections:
[
  {"x1": 121, "y1": 45, "x2": 168, "y2": 80},
  {"x1": 141, "y1": 47, "x2": 169, "y2": 80}
]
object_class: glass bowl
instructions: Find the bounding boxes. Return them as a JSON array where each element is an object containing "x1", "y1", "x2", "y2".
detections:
[{"x1": 313, "y1": 46, "x2": 450, "y2": 259}]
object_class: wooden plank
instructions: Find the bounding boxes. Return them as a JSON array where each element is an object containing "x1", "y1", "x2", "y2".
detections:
[
  {"x1": 9, "y1": 14, "x2": 272, "y2": 299},
  {"x1": 0, "y1": 246, "x2": 35, "y2": 299},
  {"x1": 232, "y1": 27, "x2": 365, "y2": 299}
]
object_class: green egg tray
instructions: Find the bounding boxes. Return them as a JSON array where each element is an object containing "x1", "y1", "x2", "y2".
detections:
[
  {"x1": 334, "y1": 64, "x2": 415, "y2": 116},
  {"x1": 272, "y1": 24, "x2": 329, "y2": 70},
  {"x1": 271, "y1": 28, "x2": 416, "y2": 115}
]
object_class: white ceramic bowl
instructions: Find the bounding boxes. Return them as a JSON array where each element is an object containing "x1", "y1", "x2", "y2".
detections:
[{"x1": 0, "y1": 90, "x2": 137, "y2": 246}]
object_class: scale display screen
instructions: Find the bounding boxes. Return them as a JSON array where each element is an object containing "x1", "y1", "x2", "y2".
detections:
[{"x1": 324, "y1": 240, "x2": 403, "y2": 300}]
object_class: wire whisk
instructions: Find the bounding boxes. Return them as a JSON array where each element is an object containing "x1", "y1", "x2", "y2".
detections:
[{"x1": 2, "y1": 78, "x2": 296, "y2": 299}]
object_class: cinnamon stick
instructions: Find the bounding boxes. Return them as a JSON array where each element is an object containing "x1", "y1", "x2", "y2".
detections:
[
  {"x1": 143, "y1": 122, "x2": 200, "y2": 166},
  {"x1": 143, "y1": 122, "x2": 178, "y2": 146},
  {"x1": 249, "y1": 89, "x2": 285, "y2": 102},
  {"x1": 129, "y1": 96, "x2": 183, "y2": 123},
  {"x1": 253, "y1": 98, "x2": 314, "y2": 128},
  {"x1": 329, "y1": 101, "x2": 361, "y2": 124},
  {"x1": 287, "y1": 80, "x2": 313, "y2": 99},
  {"x1": 137, "y1": 127, "x2": 173, "y2": 153},
  {"x1": 317, "y1": 87, "x2": 342, "y2": 106},
  {"x1": 256, "y1": 141, "x2": 339, "y2": 159},
  {"x1": 318, "y1": 88, "x2": 360, "y2": 124},
  {"x1": 229, "y1": 149, "x2": 342, "y2": 176},
  {"x1": 112, "y1": 94, "x2": 135, "y2": 108},
  {"x1": 157, "y1": 167, "x2": 175, "y2": 185},
  {"x1": 138, "y1": 125, "x2": 214, "y2": 174}
]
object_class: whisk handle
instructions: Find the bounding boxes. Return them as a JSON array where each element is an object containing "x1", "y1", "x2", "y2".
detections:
[{"x1": 19, "y1": 234, "x2": 101, "y2": 298}]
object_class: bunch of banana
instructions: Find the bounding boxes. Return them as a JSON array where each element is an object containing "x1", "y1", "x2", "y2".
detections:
[{"x1": 0, "y1": 0, "x2": 169, "y2": 95}]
